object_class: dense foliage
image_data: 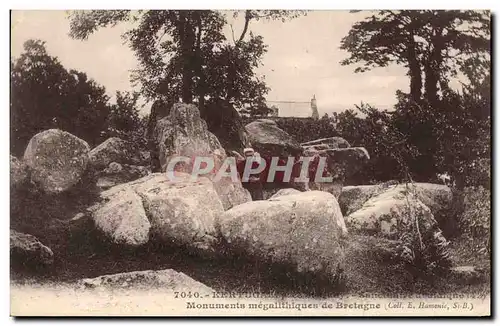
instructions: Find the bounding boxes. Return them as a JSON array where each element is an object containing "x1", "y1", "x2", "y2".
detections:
[
  {"x1": 10, "y1": 40, "x2": 146, "y2": 155},
  {"x1": 69, "y1": 10, "x2": 304, "y2": 116}
]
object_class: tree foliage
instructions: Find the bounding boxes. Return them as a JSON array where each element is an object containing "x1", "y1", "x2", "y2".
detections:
[
  {"x1": 10, "y1": 39, "x2": 110, "y2": 155},
  {"x1": 341, "y1": 10, "x2": 490, "y2": 106},
  {"x1": 11, "y1": 40, "x2": 148, "y2": 155},
  {"x1": 68, "y1": 10, "x2": 304, "y2": 115}
]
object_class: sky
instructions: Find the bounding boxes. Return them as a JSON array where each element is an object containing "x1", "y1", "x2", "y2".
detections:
[{"x1": 10, "y1": 10, "x2": 411, "y2": 117}]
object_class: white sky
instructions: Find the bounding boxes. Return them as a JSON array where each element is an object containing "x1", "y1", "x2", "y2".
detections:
[{"x1": 10, "y1": 10, "x2": 410, "y2": 116}]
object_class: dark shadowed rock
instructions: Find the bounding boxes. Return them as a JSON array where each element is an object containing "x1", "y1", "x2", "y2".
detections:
[
  {"x1": 89, "y1": 137, "x2": 144, "y2": 170},
  {"x1": 23, "y1": 129, "x2": 90, "y2": 194},
  {"x1": 245, "y1": 119, "x2": 303, "y2": 158},
  {"x1": 201, "y1": 101, "x2": 250, "y2": 154},
  {"x1": 10, "y1": 155, "x2": 29, "y2": 189},
  {"x1": 96, "y1": 162, "x2": 150, "y2": 190},
  {"x1": 10, "y1": 229, "x2": 54, "y2": 265}
]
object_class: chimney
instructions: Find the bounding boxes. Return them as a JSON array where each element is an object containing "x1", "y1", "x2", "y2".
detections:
[{"x1": 311, "y1": 94, "x2": 319, "y2": 120}]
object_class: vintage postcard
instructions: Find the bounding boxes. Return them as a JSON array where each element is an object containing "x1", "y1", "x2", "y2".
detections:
[{"x1": 10, "y1": 9, "x2": 491, "y2": 317}]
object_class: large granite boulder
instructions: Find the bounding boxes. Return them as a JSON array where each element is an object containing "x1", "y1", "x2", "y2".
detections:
[
  {"x1": 90, "y1": 185, "x2": 151, "y2": 247},
  {"x1": 131, "y1": 173, "x2": 224, "y2": 251},
  {"x1": 10, "y1": 230, "x2": 54, "y2": 266},
  {"x1": 153, "y1": 103, "x2": 251, "y2": 210},
  {"x1": 89, "y1": 137, "x2": 145, "y2": 170},
  {"x1": 217, "y1": 191, "x2": 347, "y2": 280},
  {"x1": 10, "y1": 155, "x2": 28, "y2": 189},
  {"x1": 91, "y1": 173, "x2": 225, "y2": 252},
  {"x1": 79, "y1": 269, "x2": 213, "y2": 292},
  {"x1": 339, "y1": 183, "x2": 452, "y2": 221},
  {"x1": 245, "y1": 119, "x2": 303, "y2": 158},
  {"x1": 345, "y1": 185, "x2": 451, "y2": 270},
  {"x1": 23, "y1": 129, "x2": 90, "y2": 194}
]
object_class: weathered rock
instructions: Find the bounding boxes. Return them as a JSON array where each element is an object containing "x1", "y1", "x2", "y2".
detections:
[
  {"x1": 10, "y1": 230, "x2": 54, "y2": 265},
  {"x1": 339, "y1": 183, "x2": 452, "y2": 220},
  {"x1": 201, "y1": 101, "x2": 250, "y2": 154},
  {"x1": 23, "y1": 129, "x2": 90, "y2": 194},
  {"x1": 346, "y1": 185, "x2": 439, "y2": 237},
  {"x1": 306, "y1": 147, "x2": 370, "y2": 199},
  {"x1": 153, "y1": 103, "x2": 250, "y2": 210},
  {"x1": 412, "y1": 183, "x2": 453, "y2": 220},
  {"x1": 91, "y1": 185, "x2": 151, "y2": 246},
  {"x1": 245, "y1": 119, "x2": 303, "y2": 158},
  {"x1": 89, "y1": 137, "x2": 144, "y2": 170},
  {"x1": 131, "y1": 173, "x2": 223, "y2": 251},
  {"x1": 79, "y1": 269, "x2": 213, "y2": 292},
  {"x1": 218, "y1": 191, "x2": 347, "y2": 279},
  {"x1": 339, "y1": 185, "x2": 385, "y2": 216},
  {"x1": 96, "y1": 162, "x2": 150, "y2": 190},
  {"x1": 301, "y1": 137, "x2": 350, "y2": 150},
  {"x1": 10, "y1": 155, "x2": 28, "y2": 188},
  {"x1": 345, "y1": 185, "x2": 452, "y2": 270},
  {"x1": 269, "y1": 188, "x2": 301, "y2": 199}
]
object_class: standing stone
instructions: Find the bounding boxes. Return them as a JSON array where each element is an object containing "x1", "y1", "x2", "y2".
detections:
[
  {"x1": 23, "y1": 129, "x2": 90, "y2": 194},
  {"x1": 153, "y1": 103, "x2": 251, "y2": 210}
]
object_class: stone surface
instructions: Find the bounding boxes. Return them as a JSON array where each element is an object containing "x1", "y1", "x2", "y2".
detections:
[
  {"x1": 218, "y1": 191, "x2": 347, "y2": 279},
  {"x1": 346, "y1": 185, "x2": 441, "y2": 238},
  {"x1": 245, "y1": 119, "x2": 303, "y2": 158},
  {"x1": 339, "y1": 183, "x2": 452, "y2": 220},
  {"x1": 89, "y1": 137, "x2": 144, "y2": 170},
  {"x1": 201, "y1": 101, "x2": 250, "y2": 154},
  {"x1": 79, "y1": 269, "x2": 213, "y2": 292},
  {"x1": 10, "y1": 230, "x2": 54, "y2": 265},
  {"x1": 305, "y1": 146, "x2": 370, "y2": 199},
  {"x1": 96, "y1": 162, "x2": 150, "y2": 190},
  {"x1": 339, "y1": 185, "x2": 385, "y2": 216},
  {"x1": 10, "y1": 155, "x2": 28, "y2": 188},
  {"x1": 153, "y1": 103, "x2": 250, "y2": 210},
  {"x1": 301, "y1": 137, "x2": 350, "y2": 150},
  {"x1": 23, "y1": 129, "x2": 90, "y2": 194},
  {"x1": 132, "y1": 173, "x2": 224, "y2": 251},
  {"x1": 269, "y1": 188, "x2": 301, "y2": 199},
  {"x1": 91, "y1": 186, "x2": 151, "y2": 247}
]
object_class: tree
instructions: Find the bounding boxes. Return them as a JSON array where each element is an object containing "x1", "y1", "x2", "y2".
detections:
[
  {"x1": 68, "y1": 10, "x2": 303, "y2": 112},
  {"x1": 10, "y1": 39, "x2": 110, "y2": 155},
  {"x1": 340, "y1": 10, "x2": 490, "y2": 106}
]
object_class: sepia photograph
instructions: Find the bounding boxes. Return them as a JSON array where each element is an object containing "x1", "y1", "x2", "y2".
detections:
[{"x1": 9, "y1": 8, "x2": 492, "y2": 317}]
